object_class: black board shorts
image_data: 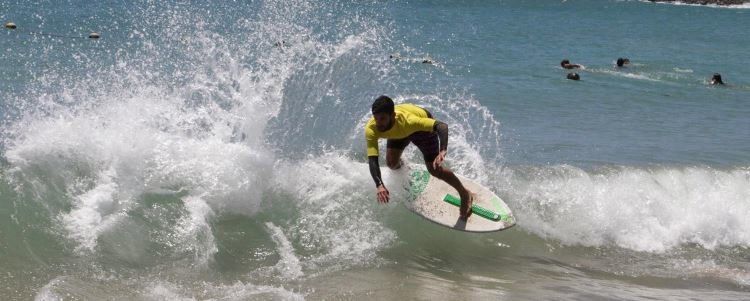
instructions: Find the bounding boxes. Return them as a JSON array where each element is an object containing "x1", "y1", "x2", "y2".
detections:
[
  {"x1": 385, "y1": 109, "x2": 439, "y2": 162},
  {"x1": 386, "y1": 132, "x2": 440, "y2": 162}
]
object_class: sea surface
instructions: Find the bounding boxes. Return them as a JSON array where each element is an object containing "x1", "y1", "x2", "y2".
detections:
[{"x1": 1, "y1": 0, "x2": 749, "y2": 300}]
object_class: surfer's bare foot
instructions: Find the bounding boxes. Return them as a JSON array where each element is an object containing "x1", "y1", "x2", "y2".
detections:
[{"x1": 459, "y1": 191, "x2": 474, "y2": 221}]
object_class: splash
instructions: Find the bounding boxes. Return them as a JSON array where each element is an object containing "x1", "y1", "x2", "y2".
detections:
[
  {"x1": 506, "y1": 165, "x2": 750, "y2": 252},
  {"x1": 265, "y1": 222, "x2": 304, "y2": 280}
]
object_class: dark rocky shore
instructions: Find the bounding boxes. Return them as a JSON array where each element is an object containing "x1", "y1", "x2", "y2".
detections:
[{"x1": 648, "y1": 0, "x2": 748, "y2": 5}]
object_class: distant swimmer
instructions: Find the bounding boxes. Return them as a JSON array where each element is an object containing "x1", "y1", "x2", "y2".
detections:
[
  {"x1": 365, "y1": 96, "x2": 475, "y2": 221},
  {"x1": 567, "y1": 73, "x2": 580, "y2": 80},
  {"x1": 560, "y1": 59, "x2": 581, "y2": 69},
  {"x1": 616, "y1": 57, "x2": 630, "y2": 68},
  {"x1": 389, "y1": 54, "x2": 434, "y2": 65},
  {"x1": 710, "y1": 73, "x2": 724, "y2": 85}
]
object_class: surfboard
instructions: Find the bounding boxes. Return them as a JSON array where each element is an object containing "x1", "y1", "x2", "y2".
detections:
[{"x1": 406, "y1": 168, "x2": 516, "y2": 232}]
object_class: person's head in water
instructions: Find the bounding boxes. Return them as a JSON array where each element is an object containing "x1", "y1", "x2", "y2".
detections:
[
  {"x1": 372, "y1": 95, "x2": 396, "y2": 132},
  {"x1": 616, "y1": 57, "x2": 630, "y2": 67},
  {"x1": 561, "y1": 59, "x2": 570, "y2": 68},
  {"x1": 567, "y1": 73, "x2": 580, "y2": 81},
  {"x1": 710, "y1": 73, "x2": 724, "y2": 85}
]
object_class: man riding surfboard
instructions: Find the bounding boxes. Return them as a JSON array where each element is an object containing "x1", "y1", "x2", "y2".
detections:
[{"x1": 365, "y1": 95, "x2": 474, "y2": 220}]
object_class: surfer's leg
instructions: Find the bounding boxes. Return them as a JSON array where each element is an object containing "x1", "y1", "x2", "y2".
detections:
[
  {"x1": 385, "y1": 138, "x2": 409, "y2": 170},
  {"x1": 413, "y1": 131, "x2": 474, "y2": 220},
  {"x1": 426, "y1": 163, "x2": 474, "y2": 220}
]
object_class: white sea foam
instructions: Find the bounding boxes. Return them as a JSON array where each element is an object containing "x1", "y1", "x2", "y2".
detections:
[
  {"x1": 34, "y1": 277, "x2": 65, "y2": 301},
  {"x1": 594, "y1": 69, "x2": 662, "y2": 82},
  {"x1": 61, "y1": 168, "x2": 124, "y2": 253},
  {"x1": 173, "y1": 196, "x2": 218, "y2": 266},
  {"x1": 673, "y1": 67, "x2": 694, "y2": 73},
  {"x1": 507, "y1": 165, "x2": 750, "y2": 252},
  {"x1": 4, "y1": 86, "x2": 275, "y2": 253},
  {"x1": 265, "y1": 222, "x2": 304, "y2": 280},
  {"x1": 272, "y1": 154, "x2": 397, "y2": 271},
  {"x1": 2, "y1": 2, "x2": 290, "y2": 256}
]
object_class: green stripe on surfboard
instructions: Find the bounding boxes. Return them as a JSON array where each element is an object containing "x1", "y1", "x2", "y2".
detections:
[
  {"x1": 408, "y1": 170, "x2": 431, "y2": 199},
  {"x1": 443, "y1": 194, "x2": 509, "y2": 222}
]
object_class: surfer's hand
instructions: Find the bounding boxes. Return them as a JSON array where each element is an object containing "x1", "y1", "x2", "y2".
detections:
[
  {"x1": 433, "y1": 150, "x2": 447, "y2": 169},
  {"x1": 376, "y1": 185, "x2": 390, "y2": 204}
]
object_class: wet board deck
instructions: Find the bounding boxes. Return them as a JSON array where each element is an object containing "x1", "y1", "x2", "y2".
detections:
[{"x1": 406, "y1": 169, "x2": 515, "y2": 232}]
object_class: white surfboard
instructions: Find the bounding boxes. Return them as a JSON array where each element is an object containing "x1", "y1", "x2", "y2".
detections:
[{"x1": 405, "y1": 168, "x2": 515, "y2": 232}]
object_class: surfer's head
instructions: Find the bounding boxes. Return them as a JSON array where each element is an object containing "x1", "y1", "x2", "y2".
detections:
[
  {"x1": 560, "y1": 59, "x2": 570, "y2": 68},
  {"x1": 567, "y1": 72, "x2": 580, "y2": 81},
  {"x1": 372, "y1": 95, "x2": 396, "y2": 132},
  {"x1": 710, "y1": 73, "x2": 724, "y2": 85}
]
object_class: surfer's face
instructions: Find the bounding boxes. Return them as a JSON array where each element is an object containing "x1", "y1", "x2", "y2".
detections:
[{"x1": 373, "y1": 112, "x2": 395, "y2": 132}]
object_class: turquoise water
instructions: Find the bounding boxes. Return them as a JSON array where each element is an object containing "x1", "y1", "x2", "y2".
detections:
[{"x1": 1, "y1": 0, "x2": 749, "y2": 299}]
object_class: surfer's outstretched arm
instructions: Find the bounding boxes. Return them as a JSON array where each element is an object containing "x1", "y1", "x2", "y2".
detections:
[
  {"x1": 368, "y1": 156, "x2": 384, "y2": 187},
  {"x1": 369, "y1": 156, "x2": 390, "y2": 203}
]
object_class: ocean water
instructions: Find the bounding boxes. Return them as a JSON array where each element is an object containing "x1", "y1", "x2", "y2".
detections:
[{"x1": 1, "y1": 0, "x2": 749, "y2": 300}]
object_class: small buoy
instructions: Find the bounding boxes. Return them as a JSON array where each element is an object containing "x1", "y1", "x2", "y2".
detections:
[
  {"x1": 4, "y1": 22, "x2": 17, "y2": 29},
  {"x1": 88, "y1": 32, "x2": 100, "y2": 39}
]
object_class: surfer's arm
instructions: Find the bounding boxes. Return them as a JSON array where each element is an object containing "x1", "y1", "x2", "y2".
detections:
[
  {"x1": 364, "y1": 127, "x2": 383, "y2": 187},
  {"x1": 370, "y1": 155, "x2": 390, "y2": 203},
  {"x1": 433, "y1": 121, "x2": 448, "y2": 152},
  {"x1": 368, "y1": 156, "x2": 384, "y2": 187}
]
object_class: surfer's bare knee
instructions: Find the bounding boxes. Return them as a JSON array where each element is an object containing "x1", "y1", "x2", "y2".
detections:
[
  {"x1": 426, "y1": 163, "x2": 446, "y2": 178},
  {"x1": 386, "y1": 158, "x2": 403, "y2": 170},
  {"x1": 428, "y1": 164, "x2": 469, "y2": 194},
  {"x1": 385, "y1": 149, "x2": 403, "y2": 170}
]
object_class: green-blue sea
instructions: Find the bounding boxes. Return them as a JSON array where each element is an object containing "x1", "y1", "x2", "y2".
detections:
[{"x1": 1, "y1": 0, "x2": 749, "y2": 299}]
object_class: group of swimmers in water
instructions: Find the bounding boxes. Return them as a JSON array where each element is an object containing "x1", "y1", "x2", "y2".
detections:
[
  {"x1": 387, "y1": 53, "x2": 726, "y2": 86},
  {"x1": 385, "y1": 49, "x2": 731, "y2": 87},
  {"x1": 561, "y1": 58, "x2": 726, "y2": 86}
]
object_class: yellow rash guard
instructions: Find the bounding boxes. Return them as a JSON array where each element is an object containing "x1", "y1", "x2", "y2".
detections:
[{"x1": 364, "y1": 103, "x2": 436, "y2": 157}]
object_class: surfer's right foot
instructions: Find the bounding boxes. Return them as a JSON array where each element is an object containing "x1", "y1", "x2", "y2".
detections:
[{"x1": 459, "y1": 192, "x2": 474, "y2": 221}]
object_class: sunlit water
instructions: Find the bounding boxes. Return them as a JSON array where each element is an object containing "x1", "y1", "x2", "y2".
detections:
[{"x1": 1, "y1": 0, "x2": 748, "y2": 299}]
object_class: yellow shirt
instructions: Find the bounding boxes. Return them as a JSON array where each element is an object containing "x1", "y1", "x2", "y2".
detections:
[{"x1": 364, "y1": 103, "x2": 436, "y2": 157}]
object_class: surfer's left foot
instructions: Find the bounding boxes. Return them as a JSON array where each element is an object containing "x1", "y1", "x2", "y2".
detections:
[{"x1": 459, "y1": 192, "x2": 474, "y2": 221}]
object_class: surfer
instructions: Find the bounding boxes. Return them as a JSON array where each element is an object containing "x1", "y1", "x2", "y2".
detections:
[
  {"x1": 365, "y1": 96, "x2": 474, "y2": 220},
  {"x1": 560, "y1": 59, "x2": 581, "y2": 69}
]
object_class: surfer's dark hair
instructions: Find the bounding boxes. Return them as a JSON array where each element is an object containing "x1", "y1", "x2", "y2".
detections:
[
  {"x1": 616, "y1": 58, "x2": 625, "y2": 67},
  {"x1": 372, "y1": 95, "x2": 395, "y2": 114},
  {"x1": 560, "y1": 59, "x2": 570, "y2": 67}
]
